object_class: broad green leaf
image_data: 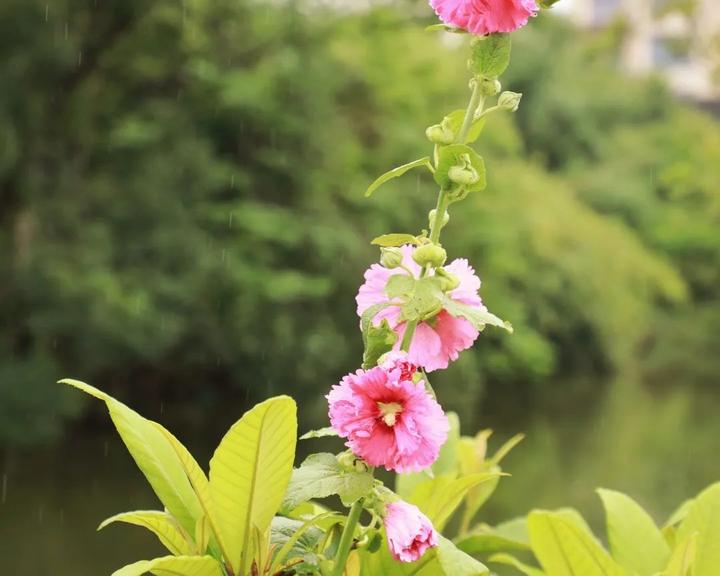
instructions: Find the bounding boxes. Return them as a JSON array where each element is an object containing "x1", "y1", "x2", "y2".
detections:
[
  {"x1": 299, "y1": 427, "x2": 339, "y2": 440},
  {"x1": 676, "y1": 482, "x2": 720, "y2": 576},
  {"x1": 663, "y1": 533, "x2": 697, "y2": 576},
  {"x1": 365, "y1": 157, "x2": 432, "y2": 197},
  {"x1": 665, "y1": 499, "x2": 694, "y2": 528},
  {"x1": 371, "y1": 234, "x2": 419, "y2": 247},
  {"x1": 434, "y1": 144, "x2": 486, "y2": 193},
  {"x1": 111, "y1": 555, "x2": 223, "y2": 576},
  {"x1": 442, "y1": 297, "x2": 512, "y2": 332},
  {"x1": 360, "y1": 301, "x2": 397, "y2": 344},
  {"x1": 281, "y1": 453, "x2": 374, "y2": 512},
  {"x1": 363, "y1": 318, "x2": 399, "y2": 369},
  {"x1": 385, "y1": 274, "x2": 416, "y2": 299},
  {"x1": 458, "y1": 533, "x2": 530, "y2": 557},
  {"x1": 408, "y1": 473, "x2": 502, "y2": 532},
  {"x1": 61, "y1": 380, "x2": 201, "y2": 534},
  {"x1": 489, "y1": 553, "x2": 545, "y2": 576},
  {"x1": 436, "y1": 536, "x2": 489, "y2": 575},
  {"x1": 269, "y1": 513, "x2": 339, "y2": 573},
  {"x1": 597, "y1": 488, "x2": 669, "y2": 575},
  {"x1": 194, "y1": 515, "x2": 211, "y2": 555},
  {"x1": 445, "y1": 109, "x2": 487, "y2": 144},
  {"x1": 99, "y1": 511, "x2": 193, "y2": 556},
  {"x1": 425, "y1": 23, "x2": 467, "y2": 34},
  {"x1": 528, "y1": 510, "x2": 625, "y2": 576},
  {"x1": 470, "y1": 34, "x2": 511, "y2": 77},
  {"x1": 209, "y1": 396, "x2": 297, "y2": 575}
]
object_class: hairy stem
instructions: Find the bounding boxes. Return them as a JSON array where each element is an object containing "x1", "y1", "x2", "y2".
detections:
[{"x1": 332, "y1": 498, "x2": 364, "y2": 576}]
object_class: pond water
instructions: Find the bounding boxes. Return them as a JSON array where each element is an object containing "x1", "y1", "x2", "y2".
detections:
[{"x1": 1, "y1": 377, "x2": 717, "y2": 574}]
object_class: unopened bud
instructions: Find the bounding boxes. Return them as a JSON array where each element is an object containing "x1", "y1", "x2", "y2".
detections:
[
  {"x1": 380, "y1": 247, "x2": 403, "y2": 269},
  {"x1": 336, "y1": 451, "x2": 357, "y2": 471},
  {"x1": 448, "y1": 153, "x2": 479, "y2": 186},
  {"x1": 498, "y1": 91, "x2": 522, "y2": 112},
  {"x1": 425, "y1": 118, "x2": 454, "y2": 145},
  {"x1": 435, "y1": 267, "x2": 461, "y2": 291},
  {"x1": 428, "y1": 208, "x2": 449, "y2": 230},
  {"x1": 412, "y1": 244, "x2": 447, "y2": 268},
  {"x1": 478, "y1": 76, "x2": 501, "y2": 96}
]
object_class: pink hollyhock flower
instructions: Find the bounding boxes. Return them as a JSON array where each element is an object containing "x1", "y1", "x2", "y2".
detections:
[
  {"x1": 384, "y1": 501, "x2": 439, "y2": 563},
  {"x1": 356, "y1": 245, "x2": 484, "y2": 372},
  {"x1": 327, "y1": 353, "x2": 449, "y2": 473},
  {"x1": 429, "y1": 0, "x2": 538, "y2": 36}
]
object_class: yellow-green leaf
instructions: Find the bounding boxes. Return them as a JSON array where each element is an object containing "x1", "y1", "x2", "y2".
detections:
[
  {"x1": 99, "y1": 511, "x2": 193, "y2": 556},
  {"x1": 676, "y1": 482, "x2": 720, "y2": 576},
  {"x1": 61, "y1": 379, "x2": 201, "y2": 534},
  {"x1": 489, "y1": 553, "x2": 545, "y2": 576},
  {"x1": 528, "y1": 510, "x2": 625, "y2": 576},
  {"x1": 365, "y1": 157, "x2": 433, "y2": 197},
  {"x1": 111, "y1": 555, "x2": 223, "y2": 576},
  {"x1": 597, "y1": 488, "x2": 670, "y2": 575},
  {"x1": 663, "y1": 533, "x2": 697, "y2": 576},
  {"x1": 208, "y1": 396, "x2": 297, "y2": 575}
]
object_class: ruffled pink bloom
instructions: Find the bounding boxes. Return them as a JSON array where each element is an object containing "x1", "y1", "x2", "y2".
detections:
[
  {"x1": 429, "y1": 0, "x2": 538, "y2": 36},
  {"x1": 384, "y1": 501, "x2": 439, "y2": 563},
  {"x1": 356, "y1": 245, "x2": 485, "y2": 372},
  {"x1": 327, "y1": 353, "x2": 449, "y2": 473}
]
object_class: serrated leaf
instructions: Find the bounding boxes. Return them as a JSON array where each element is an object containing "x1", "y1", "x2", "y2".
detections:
[
  {"x1": 470, "y1": 34, "x2": 511, "y2": 77},
  {"x1": 363, "y1": 319, "x2": 399, "y2": 369},
  {"x1": 209, "y1": 396, "x2": 297, "y2": 575},
  {"x1": 299, "y1": 427, "x2": 339, "y2": 440},
  {"x1": 489, "y1": 553, "x2": 545, "y2": 576},
  {"x1": 676, "y1": 482, "x2": 720, "y2": 576},
  {"x1": 111, "y1": 555, "x2": 223, "y2": 576},
  {"x1": 360, "y1": 301, "x2": 397, "y2": 344},
  {"x1": 365, "y1": 157, "x2": 432, "y2": 197},
  {"x1": 527, "y1": 510, "x2": 625, "y2": 576},
  {"x1": 400, "y1": 276, "x2": 444, "y2": 322},
  {"x1": 434, "y1": 144, "x2": 486, "y2": 193},
  {"x1": 408, "y1": 473, "x2": 502, "y2": 532},
  {"x1": 99, "y1": 510, "x2": 193, "y2": 556},
  {"x1": 445, "y1": 110, "x2": 487, "y2": 144},
  {"x1": 371, "y1": 234, "x2": 419, "y2": 247},
  {"x1": 385, "y1": 274, "x2": 416, "y2": 299},
  {"x1": 281, "y1": 453, "x2": 374, "y2": 512},
  {"x1": 597, "y1": 488, "x2": 669, "y2": 575},
  {"x1": 442, "y1": 297, "x2": 512, "y2": 332},
  {"x1": 61, "y1": 380, "x2": 201, "y2": 535}
]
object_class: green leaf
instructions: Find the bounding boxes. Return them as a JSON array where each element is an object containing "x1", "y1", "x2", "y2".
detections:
[
  {"x1": 527, "y1": 510, "x2": 625, "y2": 576},
  {"x1": 665, "y1": 499, "x2": 694, "y2": 528},
  {"x1": 361, "y1": 302, "x2": 397, "y2": 343},
  {"x1": 597, "y1": 488, "x2": 670, "y2": 575},
  {"x1": 458, "y1": 533, "x2": 530, "y2": 557},
  {"x1": 299, "y1": 427, "x2": 339, "y2": 440},
  {"x1": 269, "y1": 513, "x2": 340, "y2": 573},
  {"x1": 365, "y1": 157, "x2": 433, "y2": 197},
  {"x1": 436, "y1": 536, "x2": 489, "y2": 575},
  {"x1": 363, "y1": 319, "x2": 399, "y2": 369},
  {"x1": 676, "y1": 482, "x2": 720, "y2": 576},
  {"x1": 400, "y1": 276, "x2": 445, "y2": 322},
  {"x1": 281, "y1": 453, "x2": 374, "y2": 512},
  {"x1": 489, "y1": 553, "x2": 545, "y2": 576},
  {"x1": 434, "y1": 145, "x2": 486, "y2": 193},
  {"x1": 385, "y1": 274, "x2": 416, "y2": 299},
  {"x1": 425, "y1": 23, "x2": 468, "y2": 34},
  {"x1": 408, "y1": 473, "x2": 502, "y2": 532},
  {"x1": 111, "y1": 555, "x2": 223, "y2": 576},
  {"x1": 208, "y1": 396, "x2": 297, "y2": 575},
  {"x1": 470, "y1": 34, "x2": 511, "y2": 78},
  {"x1": 663, "y1": 533, "x2": 697, "y2": 576},
  {"x1": 99, "y1": 511, "x2": 193, "y2": 556},
  {"x1": 442, "y1": 297, "x2": 513, "y2": 333},
  {"x1": 371, "y1": 234, "x2": 419, "y2": 247},
  {"x1": 61, "y1": 380, "x2": 201, "y2": 534},
  {"x1": 445, "y1": 110, "x2": 487, "y2": 144}
]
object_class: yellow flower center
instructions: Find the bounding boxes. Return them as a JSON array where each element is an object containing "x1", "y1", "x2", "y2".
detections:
[{"x1": 377, "y1": 401, "x2": 403, "y2": 427}]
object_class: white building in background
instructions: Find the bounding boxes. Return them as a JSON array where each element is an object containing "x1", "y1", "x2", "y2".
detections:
[{"x1": 565, "y1": 0, "x2": 720, "y2": 101}]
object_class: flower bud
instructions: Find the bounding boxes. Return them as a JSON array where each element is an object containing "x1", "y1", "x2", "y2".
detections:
[
  {"x1": 428, "y1": 208, "x2": 449, "y2": 230},
  {"x1": 425, "y1": 118, "x2": 454, "y2": 145},
  {"x1": 435, "y1": 267, "x2": 460, "y2": 291},
  {"x1": 336, "y1": 450, "x2": 358, "y2": 472},
  {"x1": 498, "y1": 91, "x2": 522, "y2": 112},
  {"x1": 447, "y1": 153, "x2": 479, "y2": 187},
  {"x1": 412, "y1": 244, "x2": 447, "y2": 268},
  {"x1": 380, "y1": 247, "x2": 404, "y2": 269},
  {"x1": 478, "y1": 76, "x2": 501, "y2": 96}
]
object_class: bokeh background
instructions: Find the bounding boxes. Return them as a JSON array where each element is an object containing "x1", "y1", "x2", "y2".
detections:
[{"x1": 1, "y1": 0, "x2": 719, "y2": 573}]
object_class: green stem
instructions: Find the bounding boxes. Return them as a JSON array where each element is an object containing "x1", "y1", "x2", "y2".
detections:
[
  {"x1": 332, "y1": 499, "x2": 364, "y2": 576},
  {"x1": 400, "y1": 82, "x2": 483, "y2": 353}
]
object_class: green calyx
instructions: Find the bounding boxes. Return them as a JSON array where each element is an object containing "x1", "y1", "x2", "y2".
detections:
[{"x1": 413, "y1": 243, "x2": 447, "y2": 268}]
